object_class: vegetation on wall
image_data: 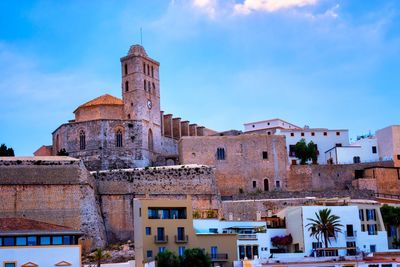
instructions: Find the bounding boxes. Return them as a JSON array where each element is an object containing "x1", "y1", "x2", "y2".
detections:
[
  {"x1": 0, "y1": 144, "x2": 15, "y2": 157},
  {"x1": 294, "y1": 139, "x2": 318, "y2": 165},
  {"x1": 271, "y1": 234, "x2": 293, "y2": 250},
  {"x1": 56, "y1": 148, "x2": 69, "y2": 156}
]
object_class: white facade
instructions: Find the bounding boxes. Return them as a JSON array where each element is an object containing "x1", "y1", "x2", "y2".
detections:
[
  {"x1": 277, "y1": 128, "x2": 350, "y2": 165},
  {"x1": 376, "y1": 125, "x2": 400, "y2": 163},
  {"x1": 193, "y1": 219, "x2": 271, "y2": 260},
  {"x1": 277, "y1": 205, "x2": 388, "y2": 257},
  {"x1": 0, "y1": 246, "x2": 81, "y2": 267},
  {"x1": 244, "y1": 119, "x2": 301, "y2": 134},
  {"x1": 325, "y1": 137, "x2": 379, "y2": 164}
]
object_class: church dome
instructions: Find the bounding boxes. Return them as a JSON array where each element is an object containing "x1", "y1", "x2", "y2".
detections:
[{"x1": 128, "y1": 44, "x2": 148, "y2": 57}]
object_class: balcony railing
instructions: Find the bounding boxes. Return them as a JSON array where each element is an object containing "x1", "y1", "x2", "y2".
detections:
[
  {"x1": 345, "y1": 231, "x2": 357, "y2": 238},
  {"x1": 238, "y1": 234, "x2": 257, "y2": 240},
  {"x1": 154, "y1": 235, "x2": 168, "y2": 243},
  {"x1": 175, "y1": 235, "x2": 188, "y2": 243},
  {"x1": 211, "y1": 254, "x2": 228, "y2": 261}
]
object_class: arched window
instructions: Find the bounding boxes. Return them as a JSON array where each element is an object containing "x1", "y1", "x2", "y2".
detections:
[
  {"x1": 148, "y1": 129, "x2": 154, "y2": 151},
  {"x1": 148, "y1": 81, "x2": 151, "y2": 93},
  {"x1": 144, "y1": 80, "x2": 147, "y2": 91},
  {"x1": 216, "y1": 148, "x2": 225, "y2": 160},
  {"x1": 116, "y1": 129, "x2": 123, "y2": 147},
  {"x1": 264, "y1": 179, "x2": 269, "y2": 191},
  {"x1": 124, "y1": 64, "x2": 128, "y2": 75},
  {"x1": 125, "y1": 81, "x2": 129, "y2": 92},
  {"x1": 79, "y1": 130, "x2": 86, "y2": 150}
]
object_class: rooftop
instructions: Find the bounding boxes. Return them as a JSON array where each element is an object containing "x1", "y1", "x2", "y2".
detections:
[
  {"x1": 0, "y1": 156, "x2": 79, "y2": 162},
  {"x1": 74, "y1": 94, "x2": 123, "y2": 113}
]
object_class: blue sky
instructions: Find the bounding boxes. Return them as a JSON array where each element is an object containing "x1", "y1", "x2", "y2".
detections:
[{"x1": 0, "y1": 0, "x2": 399, "y2": 155}]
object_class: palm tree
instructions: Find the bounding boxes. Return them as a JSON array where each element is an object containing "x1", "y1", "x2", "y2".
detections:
[
  {"x1": 90, "y1": 248, "x2": 110, "y2": 267},
  {"x1": 306, "y1": 208, "x2": 343, "y2": 249}
]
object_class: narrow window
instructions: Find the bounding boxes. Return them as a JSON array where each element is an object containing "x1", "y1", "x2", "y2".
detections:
[
  {"x1": 143, "y1": 62, "x2": 146, "y2": 74},
  {"x1": 146, "y1": 227, "x2": 151, "y2": 236},
  {"x1": 124, "y1": 64, "x2": 128, "y2": 75},
  {"x1": 147, "y1": 64, "x2": 150, "y2": 75},
  {"x1": 148, "y1": 129, "x2": 153, "y2": 151},
  {"x1": 148, "y1": 81, "x2": 151, "y2": 93},
  {"x1": 151, "y1": 66, "x2": 154, "y2": 77},
  {"x1": 264, "y1": 179, "x2": 269, "y2": 191},
  {"x1": 276, "y1": 181, "x2": 281, "y2": 188},
  {"x1": 152, "y1": 82, "x2": 155, "y2": 91},
  {"x1": 216, "y1": 148, "x2": 225, "y2": 160},
  {"x1": 179, "y1": 246, "x2": 185, "y2": 257},
  {"x1": 144, "y1": 79, "x2": 147, "y2": 91},
  {"x1": 147, "y1": 250, "x2": 153, "y2": 258},
  {"x1": 289, "y1": 145, "x2": 296, "y2": 157},
  {"x1": 116, "y1": 129, "x2": 123, "y2": 147},
  {"x1": 372, "y1": 146, "x2": 377, "y2": 154},
  {"x1": 79, "y1": 130, "x2": 86, "y2": 150},
  {"x1": 125, "y1": 80, "x2": 129, "y2": 92},
  {"x1": 252, "y1": 181, "x2": 257, "y2": 188},
  {"x1": 262, "y1": 151, "x2": 268, "y2": 159}
]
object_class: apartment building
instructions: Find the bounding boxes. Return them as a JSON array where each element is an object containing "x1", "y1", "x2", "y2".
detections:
[
  {"x1": 0, "y1": 218, "x2": 82, "y2": 267},
  {"x1": 133, "y1": 196, "x2": 237, "y2": 267}
]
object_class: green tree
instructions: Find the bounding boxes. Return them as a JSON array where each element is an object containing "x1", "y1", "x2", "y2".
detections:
[
  {"x1": 56, "y1": 148, "x2": 69, "y2": 156},
  {"x1": 294, "y1": 139, "x2": 308, "y2": 165},
  {"x1": 156, "y1": 250, "x2": 180, "y2": 267},
  {"x1": 181, "y1": 248, "x2": 211, "y2": 267},
  {"x1": 381, "y1": 205, "x2": 400, "y2": 226},
  {"x1": 89, "y1": 248, "x2": 110, "y2": 267},
  {"x1": 0, "y1": 144, "x2": 15, "y2": 157},
  {"x1": 306, "y1": 208, "x2": 343, "y2": 249},
  {"x1": 294, "y1": 139, "x2": 318, "y2": 165}
]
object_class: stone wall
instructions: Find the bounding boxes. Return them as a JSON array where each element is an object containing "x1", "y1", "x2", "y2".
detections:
[
  {"x1": 0, "y1": 157, "x2": 107, "y2": 249},
  {"x1": 179, "y1": 134, "x2": 289, "y2": 196},
  {"x1": 352, "y1": 167, "x2": 400, "y2": 195},
  {"x1": 92, "y1": 164, "x2": 220, "y2": 243},
  {"x1": 287, "y1": 161, "x2": 394, "y2": 191}
]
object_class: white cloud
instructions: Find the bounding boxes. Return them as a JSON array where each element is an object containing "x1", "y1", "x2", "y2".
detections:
[
  {"x1": 234, "y1": 0, "x2": 318, "y2": 15},
  {"x1": 192, "y1": 0, "x2": 218, "y2": 18}
]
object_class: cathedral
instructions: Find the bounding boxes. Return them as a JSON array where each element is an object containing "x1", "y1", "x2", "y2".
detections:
[{"x1": 48, "y1": 45, "x2": 215, "y2": 170}]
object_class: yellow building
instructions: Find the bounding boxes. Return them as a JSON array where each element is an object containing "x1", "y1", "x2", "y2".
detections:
[{"x1": 134, "y1": 196, "x2": 237, "y2": 267}]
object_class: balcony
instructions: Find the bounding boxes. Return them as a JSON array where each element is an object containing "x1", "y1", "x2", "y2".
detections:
[
  {"x1": 345, "y1": 231, "x2": 357, "y2": 238},
  {"x1": 211, "y1": 254, "x2": 228, "y2": 261},
  {"x1": 174, "y1": 235, "x2": 188, "y2": 243},
  {"x1": 154, "y1": 235, "x2": 168, "y2": 244},
  {"x1": 238, "y1": 234, "x2": 257, "y2": 240}
]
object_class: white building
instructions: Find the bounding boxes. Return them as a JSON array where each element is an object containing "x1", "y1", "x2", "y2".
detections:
[
  {"x1": 275, "y1": 205, "x2": 388, "y2": 258},
  {"x1": 244, "y1": 118, "x2": 301, "y2": 135},
  {"x1": 376, "y1": 125, "x2": 400, "y2": 165},
  {"x1": 0, "y1": 218, "x2": 82, "y2": 267},
  {"x1": 193, "y1": 219, "x2": 271, "y2": 260},
  {"x1": 325, "y1": 136, "x2": 379, "y2": 165},
  {"x1": 276, "y1": 128, "x2": 350, "y2": 165}
]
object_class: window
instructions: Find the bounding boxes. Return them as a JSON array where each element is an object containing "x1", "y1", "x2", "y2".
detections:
[
  {"x1": 147, "y1": 250, "x2": 153, "y2": 258},
  {"x1": 267, "y1": 131, "x2": 271, "y2": 135},
  {"x1": 346, "y1": 241, "x2": 356, "y2": 256},
  {"x1": 63, "y1": 236, "x2": 71, "y2": 245},
  {"x1": 148, "y1": 81, "x2": 151, "y2": 93},
  {"x1": 159, "y1": 247, "x2": 166, "y2": 253},
  {"x1": 147, "y1": 65, "x2": 150, "y2": 75},
  {"x1": 143, "y1": 62, "x2": 146, "y2": 74},
  {"x1": 370, "y1": 245, "x2": 376, "y2": 252},
  {"x1": 346, "y1": 224, "x2": 354, "y2": 237},
  {"x1": 124, "y1": 64, "x2": 128, "y2": 75},
  {"x1": 16, "y1": 237, "x2": 26, "y2": 246},
  {"x1": 4, "y1": 237, "x2": 15, "y2": 246},
  {"x1": 336, "y1": 143, "x2": 342, "y2": 147},
  {"x1": 216, "y1": 148, "x2": 225, "y2": 160},
  {"x1": 40, "y1": 236, "x2": 51, "y2": 245},
  {"x1": 289, "y1": 145, "x2": 296, "y2": 157},
  {"x1": 397, "y1": 155, "x2": 400, "y2": 160},
  {"x1": 264, "y1": 179, "x2": 269, "y2": 191},
  {"x1": 211, "y1": 246, "x2": 218, "y2": 258},
  {"x1": 148, "y1": 207, "x2": 187, "y2": 219},
  {"x1": 372, "y1": 146, "x2": 377, "y2": 154},
  {"x1": 239, "y1": 245, "x2": 245, "y2": 259},
  {"x1": 146, "y1": 227, "x2": 151, "y2": 236},
  {"x1": 323, "y1": 132, "x2": 328, "y2": 136},
  {"x1": 125, "y1": 80, "x2": 129, "y2": 92},
  {"x1": 359, "y1": 209, "x2": 364, "y2": 221},
  {"x1": 4, "y1": 263, "x2": 15, "y2": 267},
  {"x1": 179, "y1": 246, "x2": 185, "y2": 256},
  {"x1": 27, "y1": 236, "x2": 37, "y2": 246},
  {"x1": 144, "y1": 79, "x2": 147, "y2": 91},
  {"x1": 152, "y1": 82, "x2": 155, "y2": 91},
  {"x1": 361, "y1": 224, "x2": 365, "y2": 232},
  {"x1": 276, "y1": 181, "x2": 280, "y2": 188},
  {"x1": 366, "y1": 209, "x2": 376, "y2": 221},
  {"x1": 157, "y1": 228, "x2": 165, "y2": 241},
  {"x1": 52, "y1": 236, "x2": 62, "y2": 245},
  {"x1": 79, "y1": 130, "x2": 86, "y2": 150},
  {"x1": 252, "y1": 181, "x2": 256, "y2": 188},
  {"x1": 311, "y1": 132, "x2": 315, "y2": 136},
  {"x1": 151, "y1": 66, "x2": 154, "y2": 78},
  {"x1": 148, "y1": 129, "x2": 153, "y2": 151},
  {"x1": 336, "y1": 132, "x2": 341, "y2": 136},
  {"x1": 116, "y1": 129, "x2": 123, "y2": 147},
  {"x1": 312, "y1": 242, "x2": 322, "y2": 249},
  {"x1": 262, "y1": 151, "x2": 268, "y2": 159},
  {"x1": 177, "y1": 227, "x2": 185, "y2": 241},
  {"x1": 368, "y1": 224, "x2": 377, "y2": 235},
  {"x1": 353, "y1": 156, "x2": 361, "y2": 163},
  {"x1": 301, "y1": 132, "x2": 305, "y2": 137},
  {"x1": 209, "y1": 228, "x2": 218, "y2": 233},
  {"x1": 290, "y1": 133, "x2": 294, "y2": 137}
]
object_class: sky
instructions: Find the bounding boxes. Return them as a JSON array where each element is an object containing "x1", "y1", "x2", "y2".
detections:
[{"x1": 0, "y1": 0, "x2": 400, "y2": 156}]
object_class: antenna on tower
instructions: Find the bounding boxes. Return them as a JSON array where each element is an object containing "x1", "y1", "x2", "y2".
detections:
[{"x1": 140, "y1": 27, "x2": 143, "y2": 46}]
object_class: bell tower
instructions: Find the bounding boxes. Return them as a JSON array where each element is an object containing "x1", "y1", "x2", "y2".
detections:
[{"x1": 120, "y1": 45, "x2": 161, "y2": 160}]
